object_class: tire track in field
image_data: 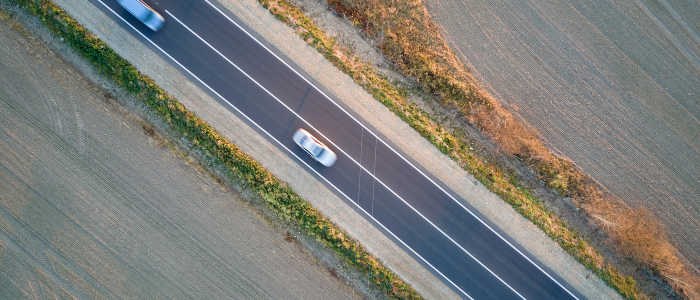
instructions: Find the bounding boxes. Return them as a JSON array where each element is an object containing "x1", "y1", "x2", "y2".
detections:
[
  {"x1": 2, "y1": 91, "x2": 256, "y2": 299},
  {"x1": 0, "y1": 208, "x2": 91, "y2": 300},
  {"x1": 643, "y1": 0, "x2": 700, "y2": 74},
  {"x1": 426, "y1": 0, "x2": 700, "y2": 268}
]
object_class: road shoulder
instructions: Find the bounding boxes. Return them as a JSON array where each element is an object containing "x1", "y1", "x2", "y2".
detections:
[{"x1": 36, "y1": 0, "x2": 619, "y2": 298}]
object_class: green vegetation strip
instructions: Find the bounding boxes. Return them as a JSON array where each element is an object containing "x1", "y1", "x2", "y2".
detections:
[
  {"x1": 256, "y1": 0, "x2": 642, "y2": 298},
  {"x1": 8, "y1": 0, "x2": 421, "y2": 298}
]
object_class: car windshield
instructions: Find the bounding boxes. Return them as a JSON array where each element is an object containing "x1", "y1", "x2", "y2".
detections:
[
  {"x1": 301, "y1": 138, "x2": 323, "y2": 157},
  {"x1": 145, "y1": 11, "x2": 158, "y2": 23}
]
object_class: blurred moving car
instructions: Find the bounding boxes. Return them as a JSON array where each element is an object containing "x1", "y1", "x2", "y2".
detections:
[
  {"x1": 117, "y1": 0, "x2": 165, "y2": 31},
  {"x1": 293, "y1": 128, "x2": 337, "y2": 167}
]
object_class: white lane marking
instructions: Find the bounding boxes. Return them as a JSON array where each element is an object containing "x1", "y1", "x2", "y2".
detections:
[
  {"x1": 97, "y1": 2, "x2": 474, "y2": 298},
  {"x1": 204, "y1": 1, "x2": 580, "y2": 299},
  {"x1": 165, "y1": 10, "x2": 514, "y2": 299},
  {"x1": 103, "y1": 0, "x2": 572, "y2": 297}
]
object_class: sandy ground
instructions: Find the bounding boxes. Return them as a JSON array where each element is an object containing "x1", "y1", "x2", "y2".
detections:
[
  {"x1": 426, "y1": 0, "x2": 700, "y2": 271},
  {"x1": 0, "y1": 13, "x2": 362, "y2": 299}
]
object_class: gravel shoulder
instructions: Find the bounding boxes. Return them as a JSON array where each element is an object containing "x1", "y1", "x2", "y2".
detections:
[
  {"x1": 2, "y1": 0, "x2": 621, "y2": 298},
  {"x1": 0, "y1": 8, "x2": 361, "y2": 299}
]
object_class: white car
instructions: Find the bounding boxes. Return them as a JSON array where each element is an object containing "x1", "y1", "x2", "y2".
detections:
[
  {"x1": 293, "y1": 129, "x2": 337, "y2": 167},
  {"x1": 118, "y1": 0, "x2": 165, "y2": 31}
]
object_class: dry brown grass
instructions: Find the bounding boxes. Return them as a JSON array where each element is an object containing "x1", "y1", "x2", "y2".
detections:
[
  {"x1": 327, "y1": 0, "x2": 700, "y2": 298},
  {"x1": 469, "y1": 104, "x2": 546, "y2": 159},
  {"x1": 585, "y1": 194, "x2": 700, "y2": 299}
]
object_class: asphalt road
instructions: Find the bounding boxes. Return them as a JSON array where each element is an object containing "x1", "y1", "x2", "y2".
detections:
[{"x1": 91, "y1": 0, "x2": 584, "y2": 298}]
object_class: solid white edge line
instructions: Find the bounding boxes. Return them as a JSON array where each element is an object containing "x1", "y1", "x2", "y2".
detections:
[
  {"x1": 97, "y1": 2, "x2": 476, "y2": 299},
  {"x1": 203, "y1": 1, "x2": 580, "y2": 299},
  {"x1": 105, "y1": 0, "x2": 573, "y2": 297},
  {"x1": 166, "y1": 9, "x2": 524, "y2": 299},
  {"x1": 161, "y1": 10, "x2": 481, "y2": 298}
]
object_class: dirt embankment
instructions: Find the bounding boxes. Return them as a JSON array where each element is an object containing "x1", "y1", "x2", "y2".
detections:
[{"x1": 0, "y1": 7, "x2": 361, "y2": 299}]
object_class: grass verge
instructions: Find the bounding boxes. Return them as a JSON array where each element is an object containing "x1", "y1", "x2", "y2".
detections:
[
  {"x1": 6, "y1": 0, "x2": 422, "y2": 298},
  {"x1": 255, "y1": 0, "x2": 700, "y2": 298}
]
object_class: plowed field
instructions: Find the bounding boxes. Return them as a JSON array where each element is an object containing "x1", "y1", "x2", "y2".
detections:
[{"x1": 426, "y1": 0, "x2": 700, "y2": 268}]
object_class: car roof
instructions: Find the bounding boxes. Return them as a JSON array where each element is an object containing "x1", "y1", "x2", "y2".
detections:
[
  {"x1": 300, "y1": 137, "x2": 323, "y2": 156},
  {"x1": 118, "y1": 0, "x2": 151, "y2": 19}
]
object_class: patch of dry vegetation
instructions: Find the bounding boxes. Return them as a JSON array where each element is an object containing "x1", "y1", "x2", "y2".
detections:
[
  {"x1": 257, "y1": 0, "x2": 700, "y2": 298},
  {"x1": 585, "y1": 192, "x2": 699, "y2": 299}
]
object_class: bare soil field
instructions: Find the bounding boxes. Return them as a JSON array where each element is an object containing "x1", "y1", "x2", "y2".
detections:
[
  {"x1": 0, "y1": 12, "x2": 361, "y2": 299},
  {"x1": 425, "y1": 0, "x2": 700, "y2": 271}
]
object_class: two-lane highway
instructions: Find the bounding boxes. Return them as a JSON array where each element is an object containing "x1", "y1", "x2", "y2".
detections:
[{"x1": 93, "y1": 0, "x2": 584, "y2": 298}]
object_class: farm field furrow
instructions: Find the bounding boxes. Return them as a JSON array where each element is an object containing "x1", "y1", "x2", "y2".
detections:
[{"x1": 426, "y1": 0, "x2": 700, "y2": 268}]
